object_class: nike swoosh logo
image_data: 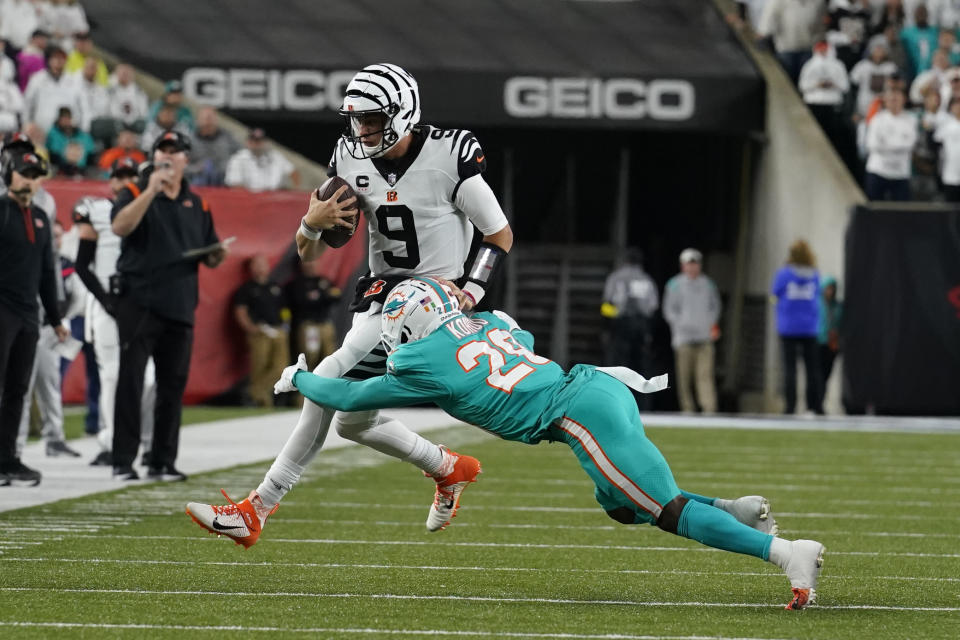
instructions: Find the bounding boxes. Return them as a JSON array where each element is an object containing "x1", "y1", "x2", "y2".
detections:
[
  {"x1": 211, "y1": 518, "x2": 244, "y2": 532},
  {"x1": 476, "y1": 155, "x2": 485, "y2": 163},
  {"x1": 442, "y1": 498, "x2": 455, "y2": 509}
]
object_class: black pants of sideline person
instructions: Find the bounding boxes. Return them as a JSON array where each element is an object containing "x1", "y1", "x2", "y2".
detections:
[
  {"x1": 781, "y1": 336, "x2": 823, "y2": 415},
  {"x1": 0, "y1": 306, "x2": 39, "y2": 465},
  {"x1": 864, "y1": 172, "x2": 910, "y2": 201},
  {"x1": 605, "y1": 315, "x2": 654, "y2": 411},
  {"x1": 113, "y1": 299, "x2": 193, "y2": 470}
]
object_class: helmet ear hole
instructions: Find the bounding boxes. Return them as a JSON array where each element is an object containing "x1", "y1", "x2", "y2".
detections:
[{"x1": 386, "y1": 103, "x2": 400, "y2": 116}]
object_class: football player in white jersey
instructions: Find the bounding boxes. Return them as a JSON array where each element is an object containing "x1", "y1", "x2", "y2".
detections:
[
  {"x1": 187, "y1": 63, "x2": 513, "y2": 538},
  {"x1": 73, "y1": 158, "x2": 156, "y2": 468}
]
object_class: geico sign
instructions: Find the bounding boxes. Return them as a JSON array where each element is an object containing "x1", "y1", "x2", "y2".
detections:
[
  {"x1": 504, "y1": 77, "x2": 695, "y2": 121},
  {"x1": 182, "y1": 68, "x2": 356, "y2": 111}
]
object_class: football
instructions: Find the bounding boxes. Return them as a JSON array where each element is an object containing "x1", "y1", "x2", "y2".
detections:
[{"x1": 315, "y1": 175, "x2": 361, "y2": 248}]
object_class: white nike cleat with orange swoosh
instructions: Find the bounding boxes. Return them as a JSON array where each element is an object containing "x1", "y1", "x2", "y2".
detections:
[{"x1": 186, "y1": 489, "x2": 278, "y2": 549}]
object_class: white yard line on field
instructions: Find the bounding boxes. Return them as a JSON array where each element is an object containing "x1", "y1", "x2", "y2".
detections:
[
  {"x1": 3, "y1": 556, "x2": 959, "y2": 583},
  {"x1": 1, "y1": 587, "x2": 958, "y2": 612},
  {"x1": 5, "y1": 533, "x2": 960, "y2": 558},
  {"x1": 0, "y1": 622, "x2": 803, "y2": 640}
]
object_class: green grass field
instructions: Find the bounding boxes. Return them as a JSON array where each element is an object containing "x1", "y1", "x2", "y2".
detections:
[{"x1": 1, "y1": 424, "x2": 958, "y2": 639}]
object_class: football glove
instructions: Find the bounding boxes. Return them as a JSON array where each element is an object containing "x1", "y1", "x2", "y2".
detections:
[{"x1": 273, "y1": 353, "x2": 308, "y2": 395}]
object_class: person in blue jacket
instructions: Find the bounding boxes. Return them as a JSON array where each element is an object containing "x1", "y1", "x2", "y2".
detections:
[{"x1": 771, "y1": 240, "x2": 823, "y2": 415}]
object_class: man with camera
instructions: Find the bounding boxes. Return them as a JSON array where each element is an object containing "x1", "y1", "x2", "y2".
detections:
[
  {"x1": 110, "y1": 131, "x2": 227, "y2": 481},
  {"x1": 0, "y1": 151, "x2": 70, "y2": 486}
]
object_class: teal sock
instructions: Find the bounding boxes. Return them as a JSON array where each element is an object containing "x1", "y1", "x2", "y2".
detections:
[
  {"x1": 680, "y1": 490, "x2": 716, "y2": 506},
  {"x1": 677, "y1": 499, "x2": 773, "y2": 560}
]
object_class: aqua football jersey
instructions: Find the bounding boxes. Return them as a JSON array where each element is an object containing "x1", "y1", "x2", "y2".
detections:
[{"x1": 292, "y1": 311, "x2": 597, "y2": 443}]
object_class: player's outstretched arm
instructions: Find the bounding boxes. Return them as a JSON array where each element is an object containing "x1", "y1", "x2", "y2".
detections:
[{"x1": 290, "y1": 371, "x2": 431, "y2": 412}]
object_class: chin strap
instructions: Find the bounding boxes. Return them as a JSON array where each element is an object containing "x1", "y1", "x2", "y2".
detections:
[{"x1": 462, "y1": 242, "x2": 507, "y2": 306}]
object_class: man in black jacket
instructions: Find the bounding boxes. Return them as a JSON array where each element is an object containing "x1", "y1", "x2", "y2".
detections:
[
  {"x1": 0, "y1": 151, "x2": 69, "y2": 486},
  {"x1": 110, "y1": 131, "x2": 227, "y2": 481}
]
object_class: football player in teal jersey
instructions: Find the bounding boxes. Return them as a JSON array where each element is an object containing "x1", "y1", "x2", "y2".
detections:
[{"x1": 187, "y1": 278, "x2": 825, "y2": 610}]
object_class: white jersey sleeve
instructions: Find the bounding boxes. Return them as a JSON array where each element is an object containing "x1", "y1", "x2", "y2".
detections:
[
  {"x1": 454, "y1": 174, "x2": 508, "y2": 236},
  {"x1": 73, "y1": 196, "x2": 120, "y2": 290}
]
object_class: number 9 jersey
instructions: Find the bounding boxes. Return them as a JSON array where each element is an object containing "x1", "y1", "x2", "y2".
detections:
[{"x1": 327, "y1": 125, "x2": 508, "y2": 279}]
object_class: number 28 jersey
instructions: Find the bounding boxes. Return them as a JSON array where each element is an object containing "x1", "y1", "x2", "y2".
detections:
[{"x1": 328, "y1": 125, "x2": 506, "y2": 279}]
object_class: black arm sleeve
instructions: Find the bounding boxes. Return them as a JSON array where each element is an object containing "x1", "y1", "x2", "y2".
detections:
[
  {"x1": 38, "y1": 229, "x2": 62, "y2": 327},
  {"x1": 75, "y1": 237, "x2": 115, "y2": 315}
]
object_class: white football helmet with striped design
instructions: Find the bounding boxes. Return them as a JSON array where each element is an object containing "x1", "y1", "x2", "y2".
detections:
[
  {"x1": 380, "y1": 278, "x2": 460, "y2": 354},
  {"x1": 340, "y1": 63, "x2": 420, "y2": 159}
]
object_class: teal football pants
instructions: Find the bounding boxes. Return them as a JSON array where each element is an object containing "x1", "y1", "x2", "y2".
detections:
[{"x1": 548, "y1": 372, "x2": 772, "y2": 560}]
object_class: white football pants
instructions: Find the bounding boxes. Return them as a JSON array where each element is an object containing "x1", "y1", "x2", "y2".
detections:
[
  {"x1": 16, "y1": 325, "x2": 66, "y2": 455},
  {"x1": 258, "y1": 305, "x2": 441, "y2": 503}
]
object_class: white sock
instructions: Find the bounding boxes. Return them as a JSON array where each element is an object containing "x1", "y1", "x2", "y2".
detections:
[
  {"x1": 256, "y1": 456, "x2": 304, "y2": 508},
  {"x1": 713, "y1": 498, "x2": 733, "y2": 512},
  {"x1": 405, "y1": 438, "x2": 445, "y2": 476},
  {"x1": 768, "y1": 537, "x2": 792, "y2": 570}
]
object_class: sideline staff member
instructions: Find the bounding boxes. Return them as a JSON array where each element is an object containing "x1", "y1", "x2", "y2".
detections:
[
  {"x1": 110, "y1": 131, "x2": 227, "y2": 481},
  {"x1": 0, "y1": 151, "x2": 69, "y2": 486}
]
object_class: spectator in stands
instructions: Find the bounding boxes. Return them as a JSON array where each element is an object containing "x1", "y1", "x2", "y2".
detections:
[
  {"x1": 868, "y1": 25, "x2": 910, "y2": 79},
  {"x1": 910, "y1": 47, "x2": 950, "y2": 104},
  {"x1": 827, "y1": 0, "x2": 872, "y2": 70},
  {"x1": 233, "y1": 254, "x2": 290, "y2": 407},
  {"x1": 901, "y1": 4, "x2": 939, "y2": 78},
  {"x1": 47, "y1": 105, "x2": 94, "y2": 175},
  {"x1": 0, "y1": 38, "x2": 14, "y2": 85},
  {"x1": 0, "y1": 0, "x2": 43, "y2": 49},
  {"x1": 0, "y1": 58, "x2": 24, "y2": 133},
  {"x1": 187, "y1": 106, "x2": 240, "y2": 186},
  {"x1": 148, "y1": 80, "x2": 194, "y2": 131},
  {"x1": 934, "y1": 96, "x2": 960, "y2": 201},
  {"x1": 913, "y1": 87, "x2": 944, "y2": 199},
  {"x1": 24, "y1": 44, "x2": 82, "y2": 132},
  {"x1": 756, "y1": 0, "x2": 826, "y2": 84},
  {"x1": 663, "y1": 248, "x2": 721, "y2": 414},
  {"x1": 850, "y1": 39, "x2": 898, "y2": 118},
  {"x1": 817, "y1": 275, "x2": 843, "y2": 402},
  {"x1": 731, "y1": 0, "x2": 771, "y2": 32},
  {"x1": 69, "y1": 56, "x2": 109, "y2": 132},
  {"x1": 225, "y1": 128, "x2": 300, "y2": 191},
  {"x1": 107, "y1": 63, "x2": 149, "y2": 129},
  {"x1": 141, "y1": 103, "x2": 192, "y2": 152},
  {"x1": 871, "y1": 0, "x2": 905, "y2": 37},
  {"x1": 864, "y1": 86, "x2": 917, "y2": 199},
  {"x1": 46, "y1": 0, "x2": 89, "y2": 50},
  {"x1": 600, "y1": 247, "x2": 659, "y2": 410},
  {"x1": 799, "y1": 39, "x2": 850, "y2": 138},
  {"x1": 771, "y1": 239, "x2": 823, "y2": 416},
  {"x1": 936, "y1": 27, "x2": 960, "y2": 66},
  {"x1": 97, "y1": 126, "x2": 145, "y2": 175},
  {"x1": 286, "y1": 258, "x2": 341, "y2": 371},
  {"x1": 65, "y1": 32, "x2": 108, "y2": 86},
  {"x1": 22, "y1": 122, "x2": 49, "y2": 163},
  {"x1": 15, "y1": 28, "x2": 48, "y2": 92}
]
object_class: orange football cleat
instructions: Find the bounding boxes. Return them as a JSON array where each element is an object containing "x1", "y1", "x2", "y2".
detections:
[
  {"x1": 185, "y1": 489, "x2": 278, "y2": 549},
  {"x1": 426, "y1": 446, "x2": 481, "y2": 532}
]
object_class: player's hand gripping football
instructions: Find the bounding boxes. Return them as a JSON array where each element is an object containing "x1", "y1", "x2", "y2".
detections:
[
  {"x1": 274, "y1": 353, "x2": 308, "y2": 395},
  {"x1": 304, "y1": 185, "x2": 357, "y2": 231}
]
